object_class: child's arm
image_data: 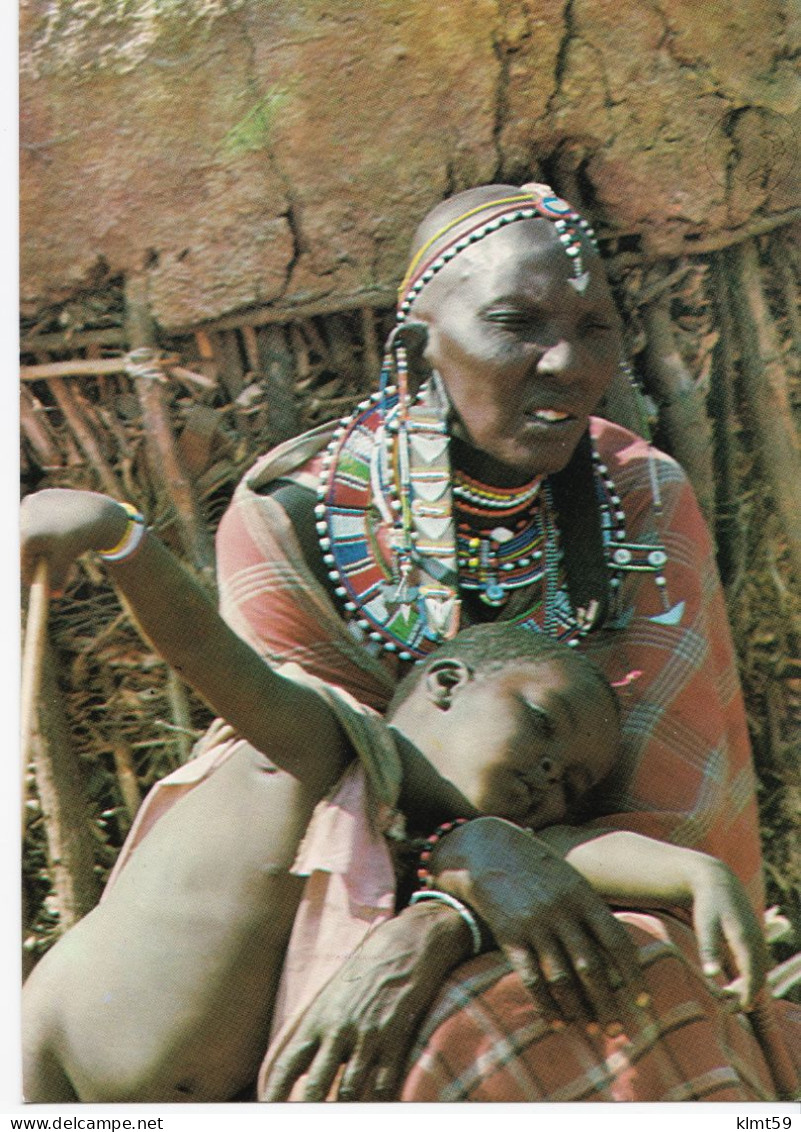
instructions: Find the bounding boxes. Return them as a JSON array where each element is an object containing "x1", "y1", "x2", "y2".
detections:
[
  {"x1": 544, "y1": 829, "x2": 768, "y2": 1009},
  {"x1": 21, "y1": 488, "x2": 350, "y2": 795}
]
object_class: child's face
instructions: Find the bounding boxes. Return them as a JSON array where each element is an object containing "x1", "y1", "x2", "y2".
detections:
[{"x1": 435, "y1": 659, "x2": 618, "y2": 829}]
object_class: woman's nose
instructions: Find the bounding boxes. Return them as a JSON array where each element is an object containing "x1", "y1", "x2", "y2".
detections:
[{"x1": 536, "y1": 340, "x2": 574, "y2": 380}]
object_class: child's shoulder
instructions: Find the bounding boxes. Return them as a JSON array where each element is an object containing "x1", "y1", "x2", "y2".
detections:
[{"x1": 278, "y1": 663, "x2": 403, "y2": 808}]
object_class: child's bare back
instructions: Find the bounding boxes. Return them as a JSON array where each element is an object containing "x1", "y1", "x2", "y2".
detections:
[{"x1": 21, "y1": 618, "x2": 617, "y2": 1103}]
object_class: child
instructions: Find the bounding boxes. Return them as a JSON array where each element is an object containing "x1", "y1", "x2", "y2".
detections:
[{"x1": 21, "y1": 489, "x2": 765, "y2": 1103}]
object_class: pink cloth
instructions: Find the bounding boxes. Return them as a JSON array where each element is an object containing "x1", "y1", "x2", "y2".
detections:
[{"x1": 268, "y1": 762, "x2": 396, "y2": 1040}]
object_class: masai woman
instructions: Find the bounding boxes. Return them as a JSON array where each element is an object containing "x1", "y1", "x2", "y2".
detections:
[{"x1": 22, "y1": 184, "x2": 800, "y2": 1101}]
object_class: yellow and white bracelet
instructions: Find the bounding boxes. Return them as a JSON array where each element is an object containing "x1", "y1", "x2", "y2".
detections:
[{"x1": 97, "y1": 502, "x2": 147, "y2": 563}]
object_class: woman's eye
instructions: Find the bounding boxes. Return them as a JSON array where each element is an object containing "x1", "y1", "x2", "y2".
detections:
[
  {"x1": 581, "y1": 319, "x2": 613, "y2": 336},
  {"x1": 485, "y1": 311, "x2": 533, "y2": 330}
]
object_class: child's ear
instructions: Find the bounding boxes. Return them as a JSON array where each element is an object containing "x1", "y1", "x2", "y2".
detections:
[{"x1": 425, "y1": 658, "x2": 472, "y2": 709}]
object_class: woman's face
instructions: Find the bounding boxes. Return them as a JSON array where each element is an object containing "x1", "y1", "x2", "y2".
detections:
[{"x1": 415, "y1": 220, "x2": 622, "y2": 481}]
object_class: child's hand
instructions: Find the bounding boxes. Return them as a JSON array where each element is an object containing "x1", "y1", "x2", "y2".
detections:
[
  {"x1": 21, "y1": 488, "x2": 131, "y2": 595},
  {"x1": 690, "y1": 857, "x2": 768, "y2": 1010}
]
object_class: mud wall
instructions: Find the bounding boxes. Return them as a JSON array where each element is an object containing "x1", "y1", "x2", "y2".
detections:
[{"x1": 20, "y1": 0, "x2": 800, "y2": 330}]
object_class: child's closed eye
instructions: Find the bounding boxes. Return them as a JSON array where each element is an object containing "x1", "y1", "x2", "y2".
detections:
[{"x1": 523, "y1": 701, "x2": 556, "y2": 739}]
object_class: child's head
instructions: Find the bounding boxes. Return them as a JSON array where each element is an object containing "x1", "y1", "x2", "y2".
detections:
[{"x1": 388, "y1": 624, "x2": 619, "y2": 829}]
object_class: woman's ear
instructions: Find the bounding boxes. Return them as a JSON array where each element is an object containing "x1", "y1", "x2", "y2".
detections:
[
  {"x1": 425, "y1": 658, "x2": 472, "y2": 709},
  {"x1": 398, "y1": 320, "x2": 432, "y2": 393}
]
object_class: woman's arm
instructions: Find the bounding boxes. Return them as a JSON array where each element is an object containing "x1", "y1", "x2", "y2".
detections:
[
  {"x1": 261, "y1": 817, "x2": 655, "y2": 1102},
  {"x1": 21, "y1": 488, "x2": 350, "y2": 795},
  {"x1": 428, "y1": 817, "x2": 648, "y2": 1024},
  {"x1": 261, "y1": 900, "x2": 477, "y2": 1102}
]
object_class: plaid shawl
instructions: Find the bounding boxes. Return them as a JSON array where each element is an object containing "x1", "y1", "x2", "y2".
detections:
[{"x1": 399, "y1": 917, "x2": 801, "y2": 1102}]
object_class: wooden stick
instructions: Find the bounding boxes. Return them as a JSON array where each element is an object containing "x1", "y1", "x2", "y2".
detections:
[
  {"x1": 257, "y1": 324, "x2": 301, "y2": 444},
  {"x1": 181, "y1": 287, "x2": 396, "y2": 336},
  {"x1": 360, "y1": 307, "x2": 382, "y2": 386},
  {"x1": 48, "y1": 377, "x2": 123, "y2": 498},
  {"x1": 631, "y1": 264, "x2": 695, "y2": 308},
  {"x1": 21, "y1": 558, "x2": 50, "y2": 823},
  {"x1": 110, "y1": 740, "x2": 142, "y2": 824},
  {"x1": 709, "y1": 254, "x2": 744, "y2": 586},
  {"x1": 641, "y1": 271, "x2": 716, "y2": 522},
  {"x1": 125, "y1": 275, "x2": 216, "y2": 579},
  {"x1": 21, "y1": 355, "x2": 180, "y2": 382},
  {"x1": 240, "y1": 325, "x2": 261, "y2": 373},
  {"x1": 288, "y1": 324, "x2": 311, "y2": 376},
  {"x1": 30, "y1": 645, "x2": 101, "y2": 929},
  {"x1": 770, "y1": 237, "x2": 801, "y2": 360},
  {"x1": 678, "y1": 209, "x2": 801, "y2": 256},
  {"x1": 167, "y1": 365, "x2": 218, "y2": 393},
  {"x1": 166, "y1": 670, "x2": 194, "y2": 767},
  {"x1": 21, "y1": 357, "x2": 130, "y2": 382},
  {"x1": 20, "y1": 386, "x2": 64, "y2": 468},
  {"x1": 726, "y1": 240, "x2": 801, "y2": 586},
  {"x1": 215, "y1": 329, "x2": 246, "y2": 400},
  {"x1": 604, "y1": 210, "x2": 801, "y2": 269},
  {"x1": 21, "y1": 327, "x2": 127, "y2": 354},
  {"x1": 97, "y1": 672, "x2": 142, "y2": 823}
]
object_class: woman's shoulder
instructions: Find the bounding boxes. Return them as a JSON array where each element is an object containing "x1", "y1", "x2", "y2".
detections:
[
  {"x1": 590, "y1": 416, "x2": 689, "y2": 497},
  {"x1": 589, "y1": 416, "x2": 714, "y2": 561},
  {"x1": 236, "y1": 421, "x2": 338, "y2": 498}
]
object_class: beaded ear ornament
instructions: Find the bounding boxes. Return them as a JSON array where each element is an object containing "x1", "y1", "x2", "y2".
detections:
[{"x1": 316, "y1": 185, "x2": 682, "y2": 659}]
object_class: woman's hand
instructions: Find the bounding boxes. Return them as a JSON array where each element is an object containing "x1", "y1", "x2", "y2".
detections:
[
  {"x1": 689, "y1": 856, "x2": 768, "y2": 1010},
  {"x1": 432, "y1": 817, "x2": 648, "y2": 1027},
  {"x1": 21, "y1": 488, "x2": 130, "y2": 594},
  {"x1": 260, "y1": 901, "x2": 476, "y2": 1102}
]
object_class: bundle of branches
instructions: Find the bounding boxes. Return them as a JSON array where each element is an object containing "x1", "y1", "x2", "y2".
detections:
[{"x1": 20, "y1": 232, "x2": 800, "y2": 994}]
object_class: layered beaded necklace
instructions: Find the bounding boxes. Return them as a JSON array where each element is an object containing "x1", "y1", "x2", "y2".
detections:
[{"x1": 454, "y1": 470, "x2": 546, "y2": 607}]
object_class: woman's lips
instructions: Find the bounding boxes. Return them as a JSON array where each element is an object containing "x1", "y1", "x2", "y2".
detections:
[
  {"x1": 530, "y1": 408, "x2": 572, "y2": 423},
  {"x1": 522, "y1": 407, "x2": 578, "y2": 429}
]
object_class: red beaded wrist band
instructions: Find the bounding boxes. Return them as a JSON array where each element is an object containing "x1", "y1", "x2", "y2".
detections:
[{"x1": 416, "y1": 818, "x2": 470, "y2": 889}]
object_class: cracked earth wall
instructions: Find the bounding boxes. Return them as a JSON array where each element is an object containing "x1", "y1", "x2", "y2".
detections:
[{"x1": 20, "y1": 0, "x2": 801, "y2": 330}]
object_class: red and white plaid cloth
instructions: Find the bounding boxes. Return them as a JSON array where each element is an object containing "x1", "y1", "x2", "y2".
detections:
[{"x1": 399, "y1": 923, "x2": 801, "y2": 1101}]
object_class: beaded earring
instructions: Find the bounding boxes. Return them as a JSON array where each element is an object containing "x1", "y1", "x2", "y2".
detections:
[
  {"x1": 618, "y1": 357, "x2": 655, "y2": 441},
  {"x1": 601, "y1": 360, "x2": 683, "y2": 628}
]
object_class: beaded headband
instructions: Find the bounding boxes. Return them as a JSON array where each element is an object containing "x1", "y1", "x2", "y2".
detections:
[
  {"x1": 398, "y1": 183, "x2": 600, "y2": 322},
  {"x1": 382, "y1": 184, "x2": 601, "y2": 434}
]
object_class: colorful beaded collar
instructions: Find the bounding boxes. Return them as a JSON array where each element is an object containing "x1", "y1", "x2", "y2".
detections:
[{"x1": 314, "y1": 387, "x2": 676, "y2": 660}]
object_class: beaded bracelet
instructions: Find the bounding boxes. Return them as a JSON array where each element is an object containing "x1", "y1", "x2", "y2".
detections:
[
  {"x1": 408, "y1": 890, "x2": 483, "y2": 957},
  {"x1": 97, "y1": 503, "x2": 147, "y2": 563},
  {"x1": 416, "y1": 818, "x2": 470, "y2": 889}
]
